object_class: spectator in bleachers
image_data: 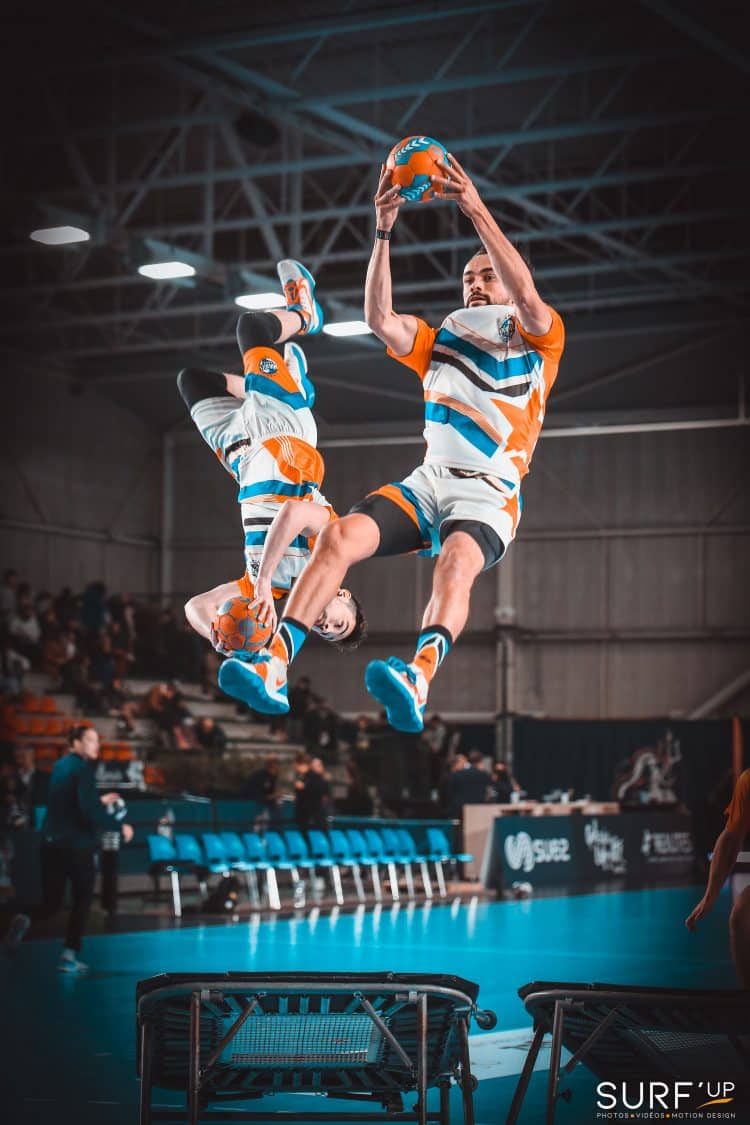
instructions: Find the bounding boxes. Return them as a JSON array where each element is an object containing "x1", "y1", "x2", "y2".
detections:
[
  {"x1": 54, "y1": 586, "x2": 77, "y2": 627},
  {"x1": 194, "y1": 716, "x2": 227, "y2": 755},
  {"x1": 0, "y1": 569, "x2": 19, "y2": 624},
  {"x1": 41, "y1": 626, "x2": 74, "y2": 685},
  {"x1": 11, "y1": 746, "x2": 48, "y2": 823},
  {"x1": 420, "y1": 713, "x2": 449, "y2": 794},
  {"x1": 489, "y1": 761, "x2": 522, "y2": 804},
  {"x1": 8, "y1": 601, "x2": 41, "y2": 663},
  {"x1": 144, "y1": 682, "x2": 193, "y2": 750},
  {"x1": 108, "y1": 620, "x2": 135, "y2": 680},
  {"x1": 80, "y1": 581, "x2": 109, "y2": 639},
  {"x1": 295, "y1": 756, "x2": 331, "y2": 831},
  {"x1": 242, "y1": 754, "x2": 280, "y2": 809},
  {"x1": 352, "y1": 714, "x2": 373, "y2": 751},
  {"x1": 339, "y1": 759, "x2": 373, "y2": 815},
  {"x1": 287, "y1": 675, "x2": 312, "y2": 742},
  {"x1": 444, "y1": 750, "x2": 491, "y2": 820},
  {"x1": 303, "y1": 697, "x2": 339, "y2": 763},
  {"x1": 0, "y1": 626, "x2": 30, "y2": 696}
]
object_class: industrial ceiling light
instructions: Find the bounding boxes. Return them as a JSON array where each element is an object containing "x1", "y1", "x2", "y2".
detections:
[
  {"x1": 138, "y1": 261, "x2": 196, "y2": 280},
  {"x1": 322, "y1": 321, "x2": 372, "y2": 337},
  {"x1": 234, "y1": 292, "x2": 286, "y2": 309},
  {"x1": 30, "y1": 225, "x2": 90, "y2": 245}
]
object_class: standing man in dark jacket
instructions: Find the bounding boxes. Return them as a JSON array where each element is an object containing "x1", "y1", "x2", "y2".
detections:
[{"x1": 4, "y1": 725, "x2": 133, "y2": 972}]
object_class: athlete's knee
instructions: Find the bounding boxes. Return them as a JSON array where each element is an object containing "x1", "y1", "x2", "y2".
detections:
[
  {"x1": 317, "y1": 515, "x2": 373, "y2": 564},
  {"x1": 177, "y1": 367, "x2": 227, "y2": 410},
  {"x1": 435, "y1": 535, "x2": 484, "y2": 586},
  {"x1": 236, "y1": 310, "x2": 280, "y2": 354}
]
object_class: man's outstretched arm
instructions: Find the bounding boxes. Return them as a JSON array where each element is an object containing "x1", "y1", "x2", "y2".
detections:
[
  {"x1": 364, "y1": 165, "x2": 421, "y2": 355},
  {"x1": 435, "y1": 154, "x2": 552, "y2": 336},
  {"x1": 252, "y1": 501, "x2": 333, "y2": 630}
]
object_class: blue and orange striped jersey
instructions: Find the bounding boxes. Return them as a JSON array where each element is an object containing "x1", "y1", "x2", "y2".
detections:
[{"x1": 387, "y1": 304, "x2": 565, "y2": 486}]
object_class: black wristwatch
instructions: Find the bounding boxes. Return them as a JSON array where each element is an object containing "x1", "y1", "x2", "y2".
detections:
[{"x1": 375, "y1": 229, "x2": 392, "y2": 241}]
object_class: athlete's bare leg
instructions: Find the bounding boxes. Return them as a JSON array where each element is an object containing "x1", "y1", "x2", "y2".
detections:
[
  {"x1": 185, "y1": 579, "x2": 242, "y2": 641},
  {"x1": 281, "y1": 513, "x2": 381, "y2": 626},
  {"x1": 729, "y1": 886, "x2": 750, "y2": 987},
  {"x1": 420, "y1": 530, "x2": 484, "y2": 640}
]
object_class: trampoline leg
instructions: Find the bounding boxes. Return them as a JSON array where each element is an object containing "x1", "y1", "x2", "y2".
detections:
[
  {"x1": 458, "y1": 1016, "x2": 475, "y2": 1125},
  {"x1": 416, "y1": 992, "x2": 428, "y2": 1125},
  {"x1": 371, "y1": 864, "x2": 383, "y2": 901},
  {"x1": 419, "y1": 860, "x2": 433, "y2": 898},
  {"x1": 434, "y1": 861, "x2": 447, "y2": 898},
  {"x1": 506, "y1": 1023, "x2": 546, "y2": 1125},
  {"x1": 169, "y1": 869, "x2": 182, "y2": 918},
  {"x1": 246, "y1": 868, "x2": 260, "y2": 908},
  {"x1": 351, "y1": 863, "x2": 366, "y2": 903},
  {"x1": 404, "y1": 862, "x2": 416, "y2": 899},
  {"x1": 266, "y1": 867, "x2": 281, "y2": 911},
  {"x1": 438, "y1": 1080, "x2": 451, "y2": 1125},
  {"x1": 387, "y1": 861, "x2": 400, "y2": 902},
  {"x1": 331, "y1": 864, "x2": 344, "y2": 905},
  {"x1": 546, "y1": 1002, "x2": 565, "y2": 1125},
  {"x1": 188, "y1": 991, "x2": 201, "y2": 1125},
  {"x1": 139, "y1": 1021, "x2": 153, "y2": 1125}
]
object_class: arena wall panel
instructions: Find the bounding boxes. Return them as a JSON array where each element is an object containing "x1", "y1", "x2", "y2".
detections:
[{"x1": 3, "y1": 371, "x2": 160, "y2": 594}]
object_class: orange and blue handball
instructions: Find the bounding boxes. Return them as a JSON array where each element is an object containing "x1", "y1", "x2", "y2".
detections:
[
  {"x1": 212, "y1": 597, "x2": 272, "y2": 656},
  {"x1": 386, "y1": 135, "x2": 448, "y2": 202}
]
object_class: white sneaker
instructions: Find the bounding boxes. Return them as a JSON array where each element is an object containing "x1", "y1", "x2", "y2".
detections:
[
  {"x1": 276, "y1": 259, "x2": 324, "y2": 335},
  {"x1": 283, "y1": 341, "x2": 315, "y2": 406},
  {"x1": 364, "y1": 658, "x2": 429, "y2": 733},
  {"x1": 58, "y1": 949, "x2": 89, "y2": 974}
]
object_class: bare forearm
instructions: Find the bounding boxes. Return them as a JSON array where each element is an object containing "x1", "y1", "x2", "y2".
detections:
[
  {"x1": 258, "y1": 502, "x2": 327, "y2": 586},
  {"x1": 704, "y1": 829, "x2": 742, "y2": 903},
  {"x1": 469, "y1": 203, "x2": 535, "y2": 302},
  {"x1": 364, "y1": 240, "x2": 394, "y2": 332},
  {"x1": 223, "y1": 373, "x2": 246, "y2": 398}
]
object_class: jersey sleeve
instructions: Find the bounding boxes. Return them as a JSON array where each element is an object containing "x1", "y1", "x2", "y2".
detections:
[
  {"x1": 725, "y1": 769, "x2": 750, "y2": 836},
  {"x1": 386, "y1": 318, "x2": 438, "y2": 381},
  {"x1": 517, "y1": 305, "x2": 565, "y2": 364}
]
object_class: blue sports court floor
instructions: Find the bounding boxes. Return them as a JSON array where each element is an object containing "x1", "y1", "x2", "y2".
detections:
[{"x1": 1, "y1": 885, "x2": 735, "y2": 1124}]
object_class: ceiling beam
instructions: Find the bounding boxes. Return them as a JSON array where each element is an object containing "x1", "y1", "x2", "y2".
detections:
[
  {"x1": 91, "y1": 2, "x2": 539, "y2": 68},
  {"x1": 640, "y1": 0, "x2": 750, "y2": 74}
]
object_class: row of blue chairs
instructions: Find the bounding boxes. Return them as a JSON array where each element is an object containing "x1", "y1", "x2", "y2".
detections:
[{"x1": 146, "y1": 826, "x2": 472, "y2": 916}]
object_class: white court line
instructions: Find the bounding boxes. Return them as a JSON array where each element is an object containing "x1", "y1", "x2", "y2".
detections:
[{"x1": 468, "y1": 1029, "x2": 571, "y2": 1081}]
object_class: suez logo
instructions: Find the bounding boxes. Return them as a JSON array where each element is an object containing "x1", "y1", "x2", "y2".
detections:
[
  {"x1": 596, "y1": 1080, "x2": 735, "y2": 1113},
  {"x1": 503, "y1": 831, "x2": 570, "y2": 872}
]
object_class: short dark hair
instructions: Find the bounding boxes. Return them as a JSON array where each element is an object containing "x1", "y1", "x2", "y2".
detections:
[
  {"x1": 335, "y1": 593, "x2": 368, "y2": 653},
  {"x1": 68, "y1": 723, "x2": 92, "y2": 746},
  {"x1": 464, "y1": 242, "x2": 534, "y2": 276}
]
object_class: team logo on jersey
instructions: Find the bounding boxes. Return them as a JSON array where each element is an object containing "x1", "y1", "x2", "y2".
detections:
[
  {"x1": 497, "y1": 314, "x2": 516, "y2": 343},
  {"x1": 259, "y1": 357, "x2": 278, "y2": 375}
]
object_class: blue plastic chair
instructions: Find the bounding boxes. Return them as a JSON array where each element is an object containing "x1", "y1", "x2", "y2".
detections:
[
  {"x1": 146, "y1": 835, "x2": 185, "y2": 918},
  {"x1": 241, "y1": 831, "x2": 280, "y2": 910},
  {"x1": 220, "y1": 831, "x2": 262, "y2": 908},
  {"x1": 363, "y1": 827, "x2": 400, "y2": 901},
  {"x1": 395, "y1": 827, "x2": 434, "y2": 897},
  {"x1": 306, "y1": 830, "x2": 346, "y2": 904},
  {"x1": 381, "y1": 825, "x2": 417, "y2": 898},
  {"x1": 341, "y1": 829, "x2": 382, "y2": 901},
  {"x1": 264, "y1": 831, "x2": 305, "y2": 907},
  {"x1": 425, "y1": 827, "x2": 474, "y2": 898},
  {"x1": 328, "y1": 829, "x2": 369, "y2": 902}
]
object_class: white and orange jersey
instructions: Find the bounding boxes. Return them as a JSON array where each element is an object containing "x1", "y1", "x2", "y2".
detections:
[
  {"x1": 191, "y1": 343, "x2": 334, "y2": 596},
  {"x1": 387, "y1": 303, "x2": 565, "y2": 488}
]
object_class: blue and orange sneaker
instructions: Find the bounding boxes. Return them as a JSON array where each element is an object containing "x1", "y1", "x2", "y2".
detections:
[
  {"x1": 364, "y1": 658, "x2": 429, "y2": 733},
  {"x1": 277, "y1": 259, "x2": 324, "y2": 336},
  {"x1": 218, "y1": 652, "x2": 290, "y2": 715}
]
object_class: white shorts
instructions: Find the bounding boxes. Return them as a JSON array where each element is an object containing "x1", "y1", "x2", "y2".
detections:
[{"x1": 352, "y1": 462, "x2": 523, "y2": 569}]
